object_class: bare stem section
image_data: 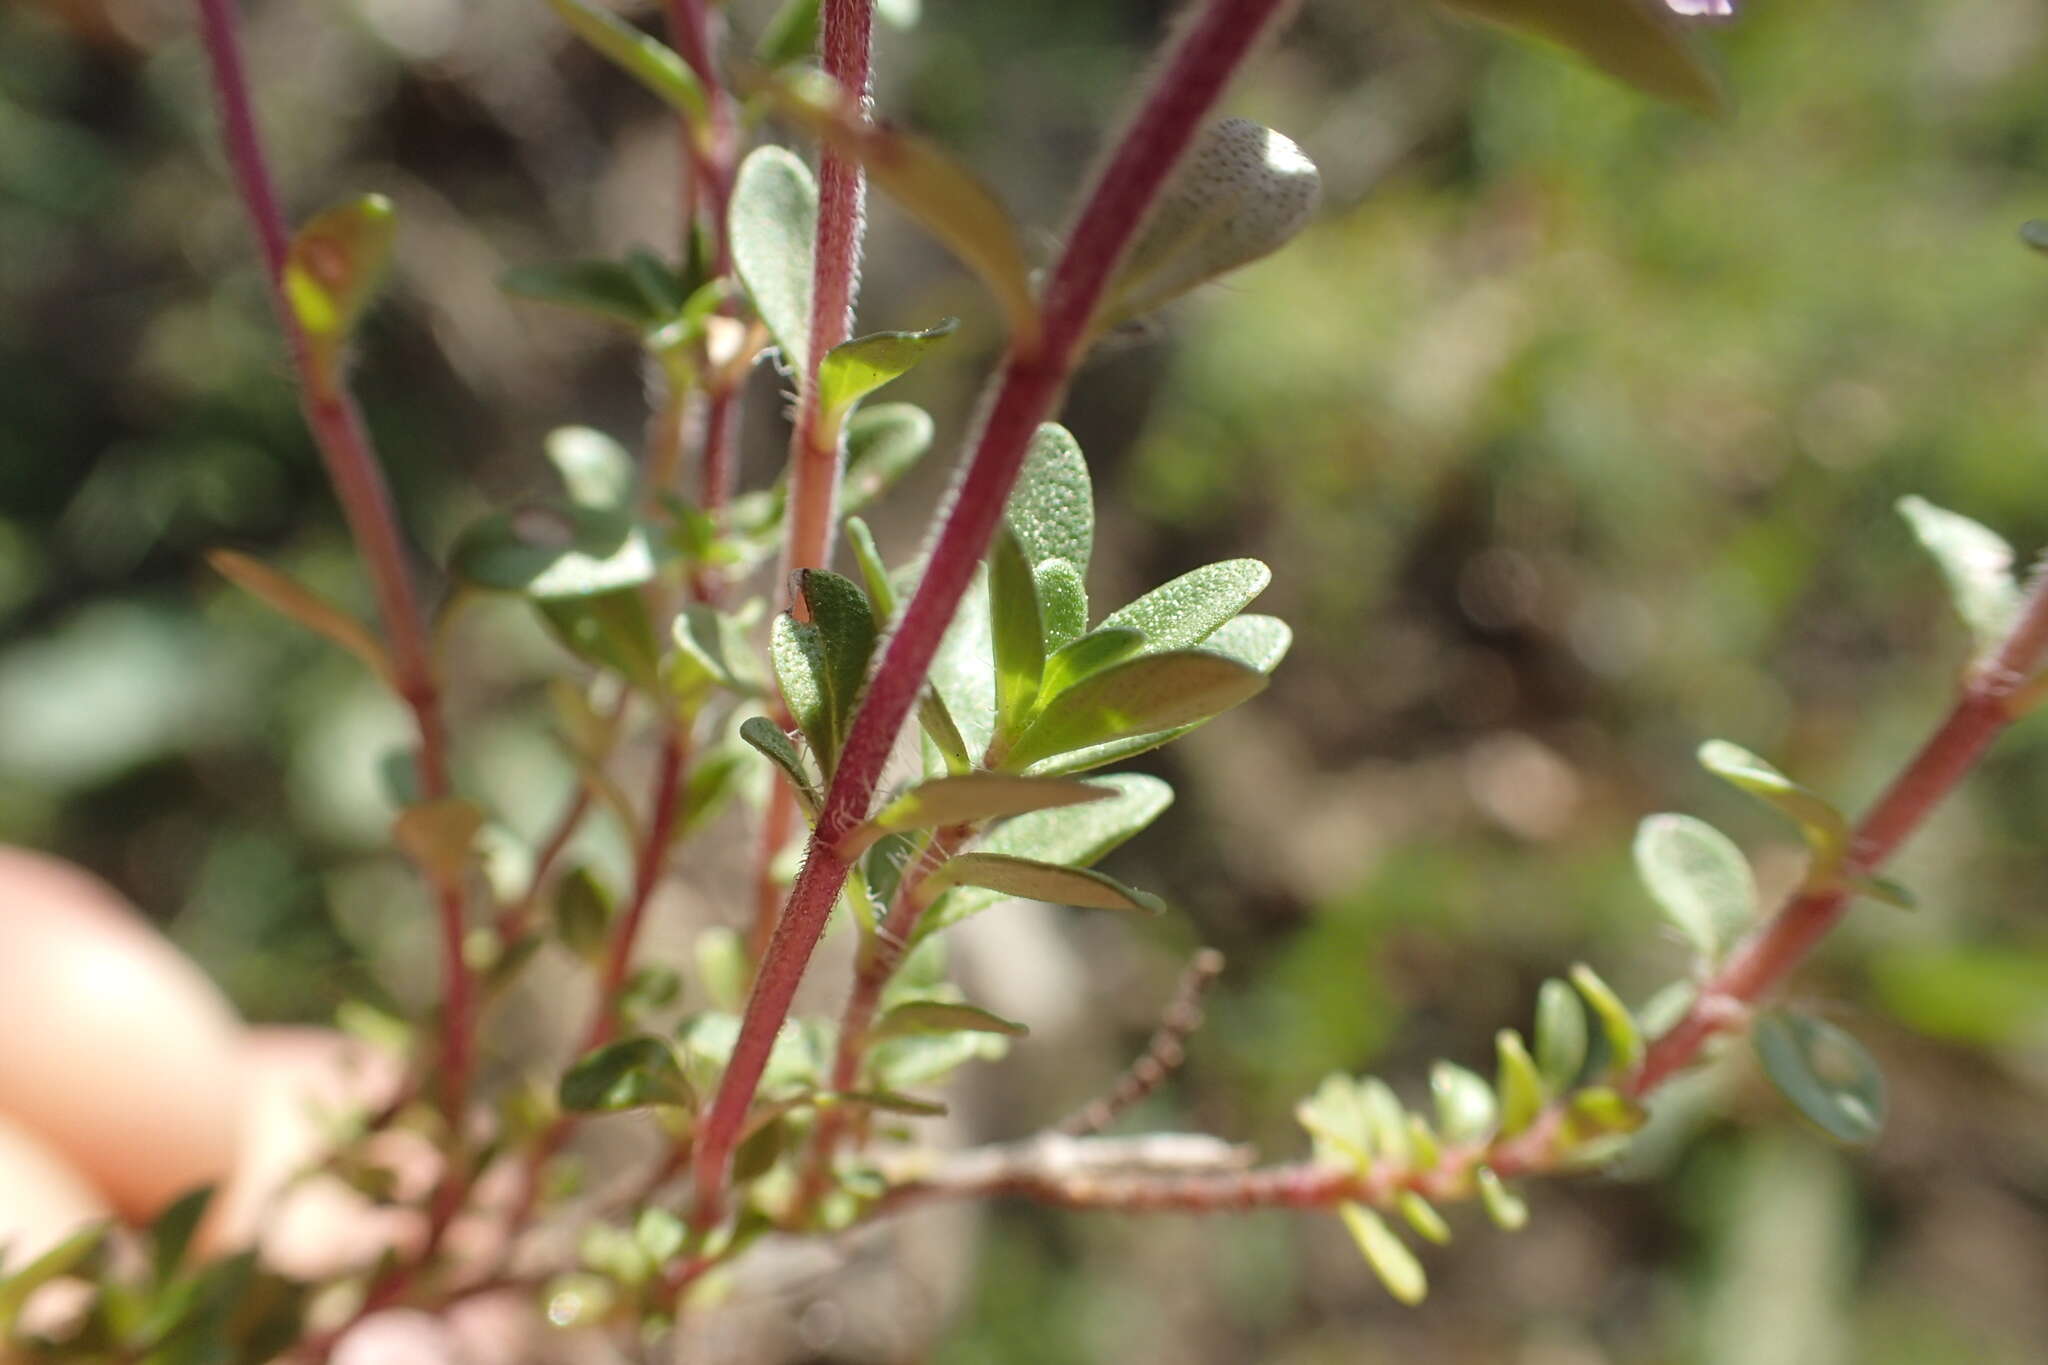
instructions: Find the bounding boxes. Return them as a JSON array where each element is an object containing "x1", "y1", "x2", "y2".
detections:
[{"x1": 191, "y1": 0, "x2": 470, "y2": 1124}]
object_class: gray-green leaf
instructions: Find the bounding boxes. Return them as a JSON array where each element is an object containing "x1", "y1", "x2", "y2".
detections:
[
  {"x1": 1633, "y1": 813, "x2": 1756, "y2": 964},
  {"x1": 922, "y1": 853, "x2": 1164, "y2": 913},
  {"x1": 871, "y1": 1000, "x2": 1029, "y2": 1041},
  {"x1": 818, "y1": 319, "x2": 956, "y2": 415},
  {"x1": 1002, "y1": 651, "x2": 1267, "y2": 772},
  {"x1": 730, "y1": 146, "x2": 817, "y2": 373},
  {"x1": 1100, "y1": 559, "x2": 1271, "y2": 653},
  {"x1": 1752, "y1": 1011, "x2": 1887, "y2": 1146},
  {"x1": 1897, "y1": 495, "x2": 2022, "y2": 657}
]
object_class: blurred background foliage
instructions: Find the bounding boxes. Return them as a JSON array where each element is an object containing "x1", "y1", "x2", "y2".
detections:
[{"x1": 4, "y1": 0, "x2": 2048, "y2": 1360}]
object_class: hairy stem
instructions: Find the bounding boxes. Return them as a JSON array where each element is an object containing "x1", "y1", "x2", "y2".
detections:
[
  {"x1": 690, "y1": 0, "x2": 1299, "y2": 1228},
  {"x1": 779, "y1": 0, "x2": 876, "y2": 595},
  {"x1": 191, "y1": 0, "x2": 472, "y2": 1124}
]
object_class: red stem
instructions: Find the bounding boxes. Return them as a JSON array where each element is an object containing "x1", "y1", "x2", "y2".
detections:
[
  {"x1": 664, "y1": 1, "x2": 740, "y2": 519},
  {"x1": 883, "y1": 570, "x2": 2048, "y2": 1220},
  {"x1": 1630, "y1": 572, "x2": 2048, "y2": 1095},
  {"x1": 690, "y1": 0, "x2": 1299, "y2": 1228},
  {"x1": 192, "y1": 0, "x2": 471, "y2": 1124},
  {"x1": 779, "y1": 0, "x2": 875, "y2": 594}
]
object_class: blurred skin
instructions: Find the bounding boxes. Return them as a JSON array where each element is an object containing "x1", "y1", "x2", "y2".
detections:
[{"x1": 0, "y1": 847, "x2": 526, "y2": 1361}]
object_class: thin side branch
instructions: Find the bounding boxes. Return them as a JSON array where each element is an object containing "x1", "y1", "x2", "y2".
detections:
[
  {"x1": 1058, "y1": 948, "x2": 1226, "y2": 1136},
  {"x1": 191, "y1": 0, "x2": 470, "y2": 1125}
]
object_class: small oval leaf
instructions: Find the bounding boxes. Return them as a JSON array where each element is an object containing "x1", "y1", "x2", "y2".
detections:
[{"x1": 1752, "y1": 1011, "x2": 1886, "y2": 1146}]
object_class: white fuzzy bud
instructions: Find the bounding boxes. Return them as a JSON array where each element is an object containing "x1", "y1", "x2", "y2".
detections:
[{"x1": 1101, "y1": 118, "x2": 1322, "y2": 329}]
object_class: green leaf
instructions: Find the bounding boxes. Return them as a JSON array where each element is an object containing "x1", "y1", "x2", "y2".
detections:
[
  {"x1": 1897, "y1": 496, "x2": 2022, "y2": 657},
  {"x1": 669, "y1": 602, "x2": 769, "y2": 713},
  {"x1": 769, "y1": 69, "x2": 1038, "y2": 340},
  {"x1": 922, "y1": 853, "x2": 1164, "y2": 914},
  {"x1": 1429, "y1": 1061, "x2": 1497, "y2": 1143},
  {"x1": 635, "y1": 1208, "x2": 687, "y2": 1264},
  {"x1": 1001, "y1": 651, "x2": 1267, "y2": 772},
  {"x1": 818, "y1": 319, "x2": 957, "y2": 415},
  {"x1": 869, "y1": 1027, "x2": 1009, "y2": 1089},
  {"x1": 1359, "y1": 1078, "x2": 1411, "y2": 1168},
  {"x1": 988, "y1": 529, "x2": 1046, "y2": 741},
  {"x1": 545, "y1": 0, "x2": 707, "y2": 124},
  {"x1": 619, "y1": 964, "x2": 682, "y2": 1017},
  {"x1": 1475, "y1": 1165, "x2": 1529, "y2": 1231},
  {"x1": 1035, "y1": 559, "x2": 1089, "y2": 653},
  {"x1": 1570, "y1": 964, "x2": 1643, "y2": 1079},
  {"x1": 772, "y1": 569, "x2": 877, "y2": 771},
  {"x1": 0, "y1": 1223, "x2": 108, "y2": 1331},
  {"x1": 1633, "y1": 813, "x2": 1756, "y2": 963},
  {"x1": 547, "y1": 426, "x2": 637, "y2": 510},
  {"x1": 502, "y1": 259, "x2": 671, "y2": 329},
  {"x1": 1100, "y1": 559, "x2": 1272, "y2": 654},
  {"x1": 1020, "y1": 618, "x2": 1291, "y2": 775},
  {"x1": 1197, "y1": 613, "x2": 1294, "y2": 673},
  {"x1": 844, "y1": 517, "x2": 896, "y2": 619},
  {"x1": 929, "y1": 563, "x2": 997, "y2": 757},
  {"x1": 1851, "y1": 874, "x2": 1918, "y2": 911},
  {"x1": 149, "y1": 1185, "x2": 215, "y2": 1283},
  {"x1": 730, "y1": 146, "x2": 818, "y2": 373},
  {"x1": 538, "y1": 589, "x2": 663, "y2": 690},
  {"x1": 554, "y1": 866, "x2": 615, "y2": 961},
  {"x1": 1397, "y1": 1191, "x2": 1452, "y2": 1246},
  {"x1": 450, "y1": 503, "x2": 662, "y2": 599},
  {"x1": 841, "y1": 403, "x2": 936, "y2": 514},
  {"x1": 1533, "y1": 978, "x2": 1588, "y2": 1092},
  {"x1": 740, "y1": 715, "x2": 819, "y2": 812},
  {"x1": 919, "y1": 774, "x2": 1174, "y2": 934},
  {"x1": 918, "y1": 686, "x2": 973, "y2": 776},
  {"x1": 284, "y1": 194, "x2": 395, "y2": 348},
  {"x1": 1041, "y1": 627, "x2": 1146, "y2": 699},
  {"x1": 1297, "y1": 1074, "x2": 1374, "y2": 1168},
  {"x1": 1493, "y1": 1029, "x2": 1547, "y2": 1136},
  {"x1": 822, "y1": 1088, "x2": 947, "y2": 1117},
  {"x1": 206, "y1": 549, "x2": 392, "y2": 684},
  {"x1": 1697, "y1": 740, "x2": 1851, "y2": 877},
  {"x1": 1005, "y1": 424, "x2": 1093, "y2": 572},
  {"x1": 559, "y1": 1035, "x2": 694, "y2": 1112},
  {"x1": 1752, "y1": 1011, "x2": 1887, "y2": 1146},
  {"x1": 1339, "y1": 1203, "x2": 1428, "y2": 1305},
  {"x1": 855, "y1": 773, "x2": 1112, "y2": 850},
  {"x1": 1438, "y1": 0, "x2": 1724, "y2": 115},
  {"x1": 871, "y1": 1000, "x2": 1029, "y2": 1041},
  {"x1": 756, "y1": 0, "x2": 820, "y2": 67},
  {"x1": 1101, "y1": 119, "x2": 1322, "y2": 331}
]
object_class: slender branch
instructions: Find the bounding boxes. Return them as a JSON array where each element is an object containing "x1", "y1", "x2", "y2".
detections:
[
  {"x1": 1058, "y1": 948, "x2": 1226, "y2": 1136},
  {"x1": 587, "y1": 727, "x2": 691, "y2": 1046},
  {"x1": 498, "y1": 728, "x2": 692, "y2": 1242},
  {"x1": 795, "y1": 825, "x2": 966, "y2": 1214},
  {"x1": 192, "y1": 0, "x2": 472, "y2": 1125},
  {"x1": 690, "y1": 0, "x2": 1300, "y2": 1228},
  {"x1": 779, "y1": 0, "x2": 876, "y2": 594},
  {"x1": 874, "y1": 566, "x2": 2048, "y2": 1222},
  {"x1": 1629, "y1": 564, "x2": 2048, "y2": 1095},
  {"x1": 664, "y1": 0, "x2": 742, "y2": 519},
  {"x1": 748, "y1": 781, "x2": 801, "y2": 961}
]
